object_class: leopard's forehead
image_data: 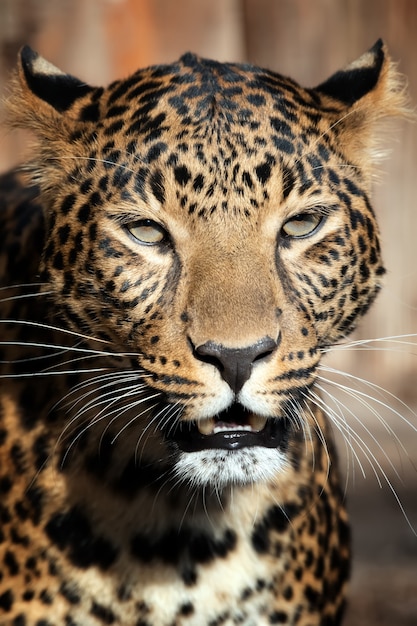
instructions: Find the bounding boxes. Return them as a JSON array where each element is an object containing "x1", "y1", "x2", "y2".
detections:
[
  {"x1": 98, "y1": 52, "x2": 339, "y2": 150},
  {"x1": 76, "y1": 54, "x2": 346, "y2": 225},
  {"x1": 105, "y1": 52, "x2": 310, "y2": 121}
]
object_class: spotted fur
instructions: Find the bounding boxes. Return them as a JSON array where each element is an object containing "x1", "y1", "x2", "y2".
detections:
[{"x1": 0, "y1": 41, "x2": 409, "y2": 625}]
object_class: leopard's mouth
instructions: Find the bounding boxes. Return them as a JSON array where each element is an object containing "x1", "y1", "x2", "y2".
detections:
[{"x1": 168, "y1": 403, "x2": 289, "y2": 452}]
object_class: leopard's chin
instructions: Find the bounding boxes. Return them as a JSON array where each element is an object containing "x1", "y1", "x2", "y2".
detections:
[{"x1": 168, "y1": 403, "x2": 290, "y2": 452}]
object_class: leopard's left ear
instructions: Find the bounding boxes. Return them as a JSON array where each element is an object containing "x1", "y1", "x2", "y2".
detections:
[
  {"x1": 316, "y1": 40, "x2": 412, "y2": 171},
  {"x1": 317, "y1": 39, "x2": 386, "y2": 106},
  {"x1": 316, "y1": 39, "x2": 409, "y2": 112}
]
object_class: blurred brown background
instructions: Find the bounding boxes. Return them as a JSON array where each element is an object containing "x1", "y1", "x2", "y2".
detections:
[{"x1": 0, "y1": 1, "x2": 416, "y2": 624}]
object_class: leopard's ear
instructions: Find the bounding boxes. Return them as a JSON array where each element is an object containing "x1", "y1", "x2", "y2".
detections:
[
  {"x1": 315, "y1": 40, "x2": 412, "y2": 179},
  {"x1": 316, "y1": 40, "x2": 387, "y2": 106},
  {"x1": 4, "y1": 47, "x2": 99, "y2": 192},
  {"x1": 316, "y1": 39, "x2": 410, "y2": 113},
  {"x1": 5, "y1": 46, "x2": 95, "y2": 134},
  {"x1": 19, "y1": 46, "x2": 94, "y2": 112}
]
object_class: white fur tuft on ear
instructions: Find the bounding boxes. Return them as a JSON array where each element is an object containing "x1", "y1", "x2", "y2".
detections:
[{"x1": 316, "y1": 41, "x2": 413, "y2": 184}]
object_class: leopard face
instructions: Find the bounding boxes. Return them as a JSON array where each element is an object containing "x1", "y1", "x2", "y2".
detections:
[
  {"x1": 0, "y1": 41, "x2": 408, "y2": 625},
  {"x1": 7, "y1": 43, "x2": 393, "y2": 487}
]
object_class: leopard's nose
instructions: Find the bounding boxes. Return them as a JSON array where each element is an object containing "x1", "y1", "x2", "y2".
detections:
[{"x1": 194, "y1": 336, "x2": 278, "y2": 394}]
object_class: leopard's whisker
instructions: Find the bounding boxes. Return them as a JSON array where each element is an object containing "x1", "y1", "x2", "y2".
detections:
[
  {"x1": 315, "y1": 387, "x2": 417, "y2": 537},
  {"x1": 0, "y1": 367, "x2": 111, "y2": 379},
  {"x1": 57, "y1": 395, "x2": 141, "y2": 468},
  {"x1": 47, "y1": 154, "x2": 142, "y2": 173},
  {"x1": 301, "y1": 395, "x2": 331, "y2": 489},
  {"x1": 323, "y1": 333, "x2": 417, "y2": 352},
  {"x1": 108, "y1": 394, "x2": 163, "y2": 444},
  {"x1": 308, "y1": 387, "x2": 379, "y2": 483},
  {"x1": 318, "y1": 364, "x2": 417, "y2": 434},
  {"x1": 0, "y1": 318, "x2": 111, "y2": 343},
  {"x1": 0, "y1": 282, "x2": 48, "y2": 292},
  {"x1": 39, "y1": 352, "x2": 131, "y2": 373},
  {"x1": 315, "y1": 381, "x2": 407, "y2": 484},
  {"x1": 309, "y1": 389, "x2": 355, "y2": 501},
  {"x1": 134, "y1": 401, "x2": 182, "y2": 460},
  {"x1": 0, "y1": 340, "x2": 122, "y2": 357},
  {"x1": 66, "y1": 380, "x2": 148, "y2": 423},
  {"x1": 54, "y1": 375, "x2": 150, "y2": 452},
  {"x1": 53, "y1": 370, "x2": 144, "y2": 413},
  {"x1": 0, "y1": 290, "x2": 55, "y2": 304}
]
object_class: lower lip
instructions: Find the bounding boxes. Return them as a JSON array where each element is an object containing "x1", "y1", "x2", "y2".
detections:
[{"x1": 170, "y1": 418, "x2": 289, "y2": 452}]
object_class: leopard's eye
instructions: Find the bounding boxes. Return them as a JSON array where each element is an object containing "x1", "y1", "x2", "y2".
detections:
[
  {"x1": 281, "y1": 213, "x2": 323, "y2": 238},
  {"x1": 127, "y1": 219, "x2": 167, "y2": 245}
]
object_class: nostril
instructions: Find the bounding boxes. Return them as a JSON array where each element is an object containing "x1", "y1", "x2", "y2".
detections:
[
  {"x1": 251, "y1": 336, "x2": 279, "y2": 363},
  {"x1": 193, "y1": 341, "x2": 225, "y2": 372},
  {"x1": 192, "y1": 336, "x2": 279, "y2": 394}
]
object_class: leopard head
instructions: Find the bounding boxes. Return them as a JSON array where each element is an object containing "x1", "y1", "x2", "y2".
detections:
[{"x1": 7, "y1": 41, "x2": 409, "y2": 490}]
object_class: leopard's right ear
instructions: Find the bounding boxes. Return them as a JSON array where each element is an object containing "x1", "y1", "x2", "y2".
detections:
[
  {"x1": 19, "y1": 46, "x2": 94, "y2": 112},
  {"x1": 5, "y1": 47, "x2": 99, "y2": 190},
  {"x1": 5, "y1": 46, "x2": 95, "y2": 133}
]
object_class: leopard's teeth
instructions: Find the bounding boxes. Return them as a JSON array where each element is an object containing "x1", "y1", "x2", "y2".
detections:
[
  {"x1": 197, "y1": 418, "x2": 216, "y2": 436},
  {"x1": 248, "y1": 413, "x2": 268, "y2": 432}
]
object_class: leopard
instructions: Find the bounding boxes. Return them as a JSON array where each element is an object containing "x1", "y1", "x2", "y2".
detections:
[{"x1": 0, "y1": 40, "x2": 409, "y2": 626}]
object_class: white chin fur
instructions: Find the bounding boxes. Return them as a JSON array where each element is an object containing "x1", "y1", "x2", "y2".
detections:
[{"x1": 174, "y1": 447, "x2": 288, "y2": 490}]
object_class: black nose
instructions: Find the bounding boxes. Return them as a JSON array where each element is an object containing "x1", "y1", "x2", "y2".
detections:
[{"x1": 194, "y1": 336, "x2": 278, "y2": 394}]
